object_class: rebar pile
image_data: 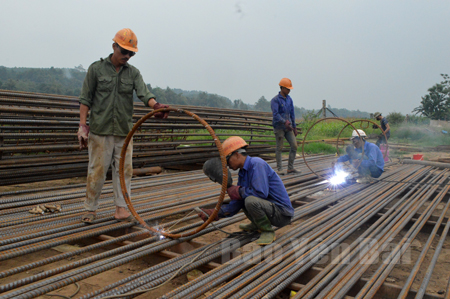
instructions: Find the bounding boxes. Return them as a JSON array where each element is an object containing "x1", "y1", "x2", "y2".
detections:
[
  {"x1": 1, "y1": 156, "x2": 450, "y2": 298},
  {"x1": 0, "y1": 155, "x2": 328, "y2": 298},
  {"x1": 0, "y1": 90, "x2": 281, "y2": 185}
]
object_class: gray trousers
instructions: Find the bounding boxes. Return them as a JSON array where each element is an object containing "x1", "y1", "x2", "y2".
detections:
[
  {"x1": 274, "y1": 128, "x2": 298, "y2": 171},
  {"x1": 244, "y1": 196, "x2": 292, "y2": 227},
  {"x1": 84, "y1": 133, "x2": 133, "y2": 211}
]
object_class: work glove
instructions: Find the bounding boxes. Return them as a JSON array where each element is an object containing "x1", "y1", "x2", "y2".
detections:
[
  {"x1": 77, "y1": 124, "x2": 89, "y2": 150},
  {"x1": 227, "y1": 185, "x2": 242, "y2": 200},
  {"x1": 197, "y1": 208, "x2": 219, "y2": 222},
  {"x1": 284, "y1": 120, "x2": 293, "y2": 131},
  {"x1": 372, "y1": 124, "x2": 378, "y2": 129},
  {"x1": 293, "y1": 127, "x2": 298, "y2": 137},
  {"x1": 153, "y1": 102, "x2": 170, "y2": 119}
]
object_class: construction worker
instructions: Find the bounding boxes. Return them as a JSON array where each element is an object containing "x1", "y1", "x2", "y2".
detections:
[
  {"x1": 333, "y1": 129, "x2": 384, "y2": 183},
  {"x1": 374, "y1": 112, "x2": 390, "y2": 148},
  {"x1": 270, "y1": 78, "x2": 300, "y2": 175},
  {"x1": 198, "y1": 136, "x2": 294, "y2": 245},
  {"x1": 78, "y1": 28, "x2": 169, "y2": 223}
]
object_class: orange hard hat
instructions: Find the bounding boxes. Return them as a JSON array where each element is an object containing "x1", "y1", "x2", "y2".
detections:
[
  {"x1": 222, "y1": 136, "x2": 248, "y2": 157},
  {"x1": 113, "y1": 28, "x2": 138, "y2": 52},
  {"x1": 279, "y1": 78, "x2": 293, "y2": 90}
]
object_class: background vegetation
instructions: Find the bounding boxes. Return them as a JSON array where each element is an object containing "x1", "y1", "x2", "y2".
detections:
[
  {"x1": 0, "y1": 65, "x2": 370, "y2": 118},
  {"x1": 3, "y1": 65, "x2": 449, "y2": 153},
  {"x1": 413, "y1": 74, "x2": 450, "y2": 120}
]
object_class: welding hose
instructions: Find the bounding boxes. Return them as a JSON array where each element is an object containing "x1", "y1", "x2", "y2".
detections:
[{"x1": 119, "y1": 107, "x2": 228, "y2": 239}]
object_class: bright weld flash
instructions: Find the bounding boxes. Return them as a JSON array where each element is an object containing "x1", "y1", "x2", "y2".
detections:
[
  {"x1": 328, "y1": 170, "x2": 349, "y2": 185},
  {"x1": 155, "y1": 225, "x2": 166, "y2": 240}
]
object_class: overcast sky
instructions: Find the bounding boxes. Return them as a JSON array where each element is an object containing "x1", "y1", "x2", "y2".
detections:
[{"x1": 1, "y1": 1, "x2": 449, "y2": 115}]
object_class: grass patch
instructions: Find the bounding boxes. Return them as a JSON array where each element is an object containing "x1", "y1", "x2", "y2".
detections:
[{"x1": 302, "y1": 142, "x2": 340, "y2": 155}]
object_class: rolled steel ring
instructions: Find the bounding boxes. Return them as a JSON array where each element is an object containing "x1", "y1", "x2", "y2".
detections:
[{"x1": 119, "y1": 107, "x2": 227, "y2": 239}]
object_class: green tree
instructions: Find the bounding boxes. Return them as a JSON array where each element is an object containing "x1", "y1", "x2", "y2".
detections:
[
  {"x1": 386, "y1": 112, "x2": 405, "y2": 125},
  {"x1": 4, "y1": 79, "x2": 16, "y2": 90},
  {"x1": 254, "y1": 96, "x2": 271, "y2": 112},
  {"x1": 233, "y1": 99, "x2": 249, "y2": 110},
  {"x1": 413, "y1": 74, "x2": 450, "y2": 120}
]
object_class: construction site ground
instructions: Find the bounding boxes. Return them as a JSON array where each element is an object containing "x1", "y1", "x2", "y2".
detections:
[{"x1": 1, "y1": 151, "x2": 450, "y2": 299}]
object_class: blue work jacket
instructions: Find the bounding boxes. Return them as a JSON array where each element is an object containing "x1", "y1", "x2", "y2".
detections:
[
  {"x1": 219, "y1": 156, "x2": 294, "y2": 218},
  {"x1": 271, "y1": 92, "x2": 296, "y2": 130},
  {"x1": 337, "y1": 141, "x2": 384, "y2": 171}
]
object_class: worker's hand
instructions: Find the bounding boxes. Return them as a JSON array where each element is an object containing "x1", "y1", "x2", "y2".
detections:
[
  {"x1": 293, "y1": 127, "x2": 298, "y2": 137},
  {"x1": 372, "y1": 124, "x2": 378, "y2": 129},
  {"x1": 352, "y1": 159, "x2": 361, "y2": 168},
  {"x1": 77, "y1": 124, "x2": 89, "y2": 150},
  {"x1": 197, "y1": 208, "x2": 219, "y2": 222},
  {"x1": 227, "y1": 185, "x2": 242, "y2": 200},
  {"x1": 153, "y1": 102, "x2": 170, "y2": 119},
  {"x1": 284, "y1": 120, "x2": 293, "y2": 131}
]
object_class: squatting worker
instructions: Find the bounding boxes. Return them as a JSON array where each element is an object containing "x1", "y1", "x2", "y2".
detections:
[
  {"x1": 77, "y1": 28, "x2": 170, "y2": 223},
  {"x1": 270, "y1": 78, "x2": 300, "y2": 175},
  {"x1": 373, "y1": 112, "x2": 390, "y2": 148},
  {"x1": 197, "y1": 136, "x2": 294, "y2": 246},
  {"x1": 333, "y1": 130, "x2": 384, "y2": 183}
]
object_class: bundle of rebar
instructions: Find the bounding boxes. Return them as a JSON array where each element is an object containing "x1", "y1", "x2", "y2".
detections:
[
  {"x1": 1, "y1": 156, "x2": 450, "y2": 298},
  {"x1": 0, "y1": 90, "x2": 281, "y2": 185}
]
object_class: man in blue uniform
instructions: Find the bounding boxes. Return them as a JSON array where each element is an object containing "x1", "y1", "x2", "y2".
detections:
[
  {"x1": 198, "y1": 136, "x2": 294, "y2": 245},
  {"x1": 271, "y1": 78, "x2": 300, "y2": 175},
  {"x1": 333, "y1": 129, "x2": 384, "y2": 183}
]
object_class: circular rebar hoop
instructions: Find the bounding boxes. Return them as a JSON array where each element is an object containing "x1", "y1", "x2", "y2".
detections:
[
  {"x1": 336, "y1": 119, "x2": 389, "y2": 160},
  {"x1": 301, "y1": 117, "x2": 362, "y2": 179},
  {"x1": 119, "y1": 108, "x2": 228, "y2": 239}
]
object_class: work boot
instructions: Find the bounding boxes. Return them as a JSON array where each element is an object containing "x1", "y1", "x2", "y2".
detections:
[
  {"x1": 287, "y1": 168, "x2": 301, "y2": 174},
  {"x1": 276, "y1": 169, "x2": 285, "y2": 176},
  {"x1": 356, "y1": 175, "x2": 373, "y2": 184},
  {"x1": 239, "y1": 222, "x2": 259, "y2": 231},
  {"x1": 254, "y1": 215, "x2": 276, "y2": 246},
  {"x1": 240, "y1": 209, "x2": 258, "y2": 231}
]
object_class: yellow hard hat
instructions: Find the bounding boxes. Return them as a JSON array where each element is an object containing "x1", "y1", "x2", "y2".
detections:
[
  {"x1": 222, "y1": 136, "x2": 248, "y2": 157},
  {"x1": 113, "y1": 28, "x2": 138, "y2": 52}
]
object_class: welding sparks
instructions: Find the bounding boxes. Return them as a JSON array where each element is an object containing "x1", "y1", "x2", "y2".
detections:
[
  {"x1": 154, "y1": 225, "x2": 166, "y2": 240},
  {"x1": 328, "y1": 170, "x2": 349, "y2": 186}
]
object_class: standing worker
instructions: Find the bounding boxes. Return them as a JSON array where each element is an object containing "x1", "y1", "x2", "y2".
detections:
[
  {"x1": 271, "y1": 78, "x2": 300, "y2": 175},
  {"x1": 78, "y1": 28, "x2": 170, "y2": 223},
  {"x1": 198, "y1": 136, "x2": 294, "y2": 245},
  {"x1": 333, "y1": 130, "x2": 384, "y2": 183},
  {"x1": 374, "y1": 112, "x2": 390, "y2": 148}
]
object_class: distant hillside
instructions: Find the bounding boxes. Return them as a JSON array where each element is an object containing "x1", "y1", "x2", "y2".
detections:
[
  {"x1": 0, "y1": 65, "x2": 371, "y2": 118},
  {"x1": 0, "y1": 65, "x2": 86, "y2": 96}
]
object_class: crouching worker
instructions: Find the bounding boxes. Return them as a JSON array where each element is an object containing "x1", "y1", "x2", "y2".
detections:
[
  {"x1": 198, "y1": 136, "x2": 294, "y2": 245},
  {"x1": 333, "y1": 129, "x2": 384, "y2": 183}
]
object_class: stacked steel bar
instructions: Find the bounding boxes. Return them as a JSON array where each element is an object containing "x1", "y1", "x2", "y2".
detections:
[
  {"x1": 0, "y1": 156, "x2": 330, "y2": 298},
  {"x1": 0, "y1": 90, "x2": 284, "y2": 185},
  {"x1": 1, "y1": 158, "x2": 450, "y2": 298}
]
